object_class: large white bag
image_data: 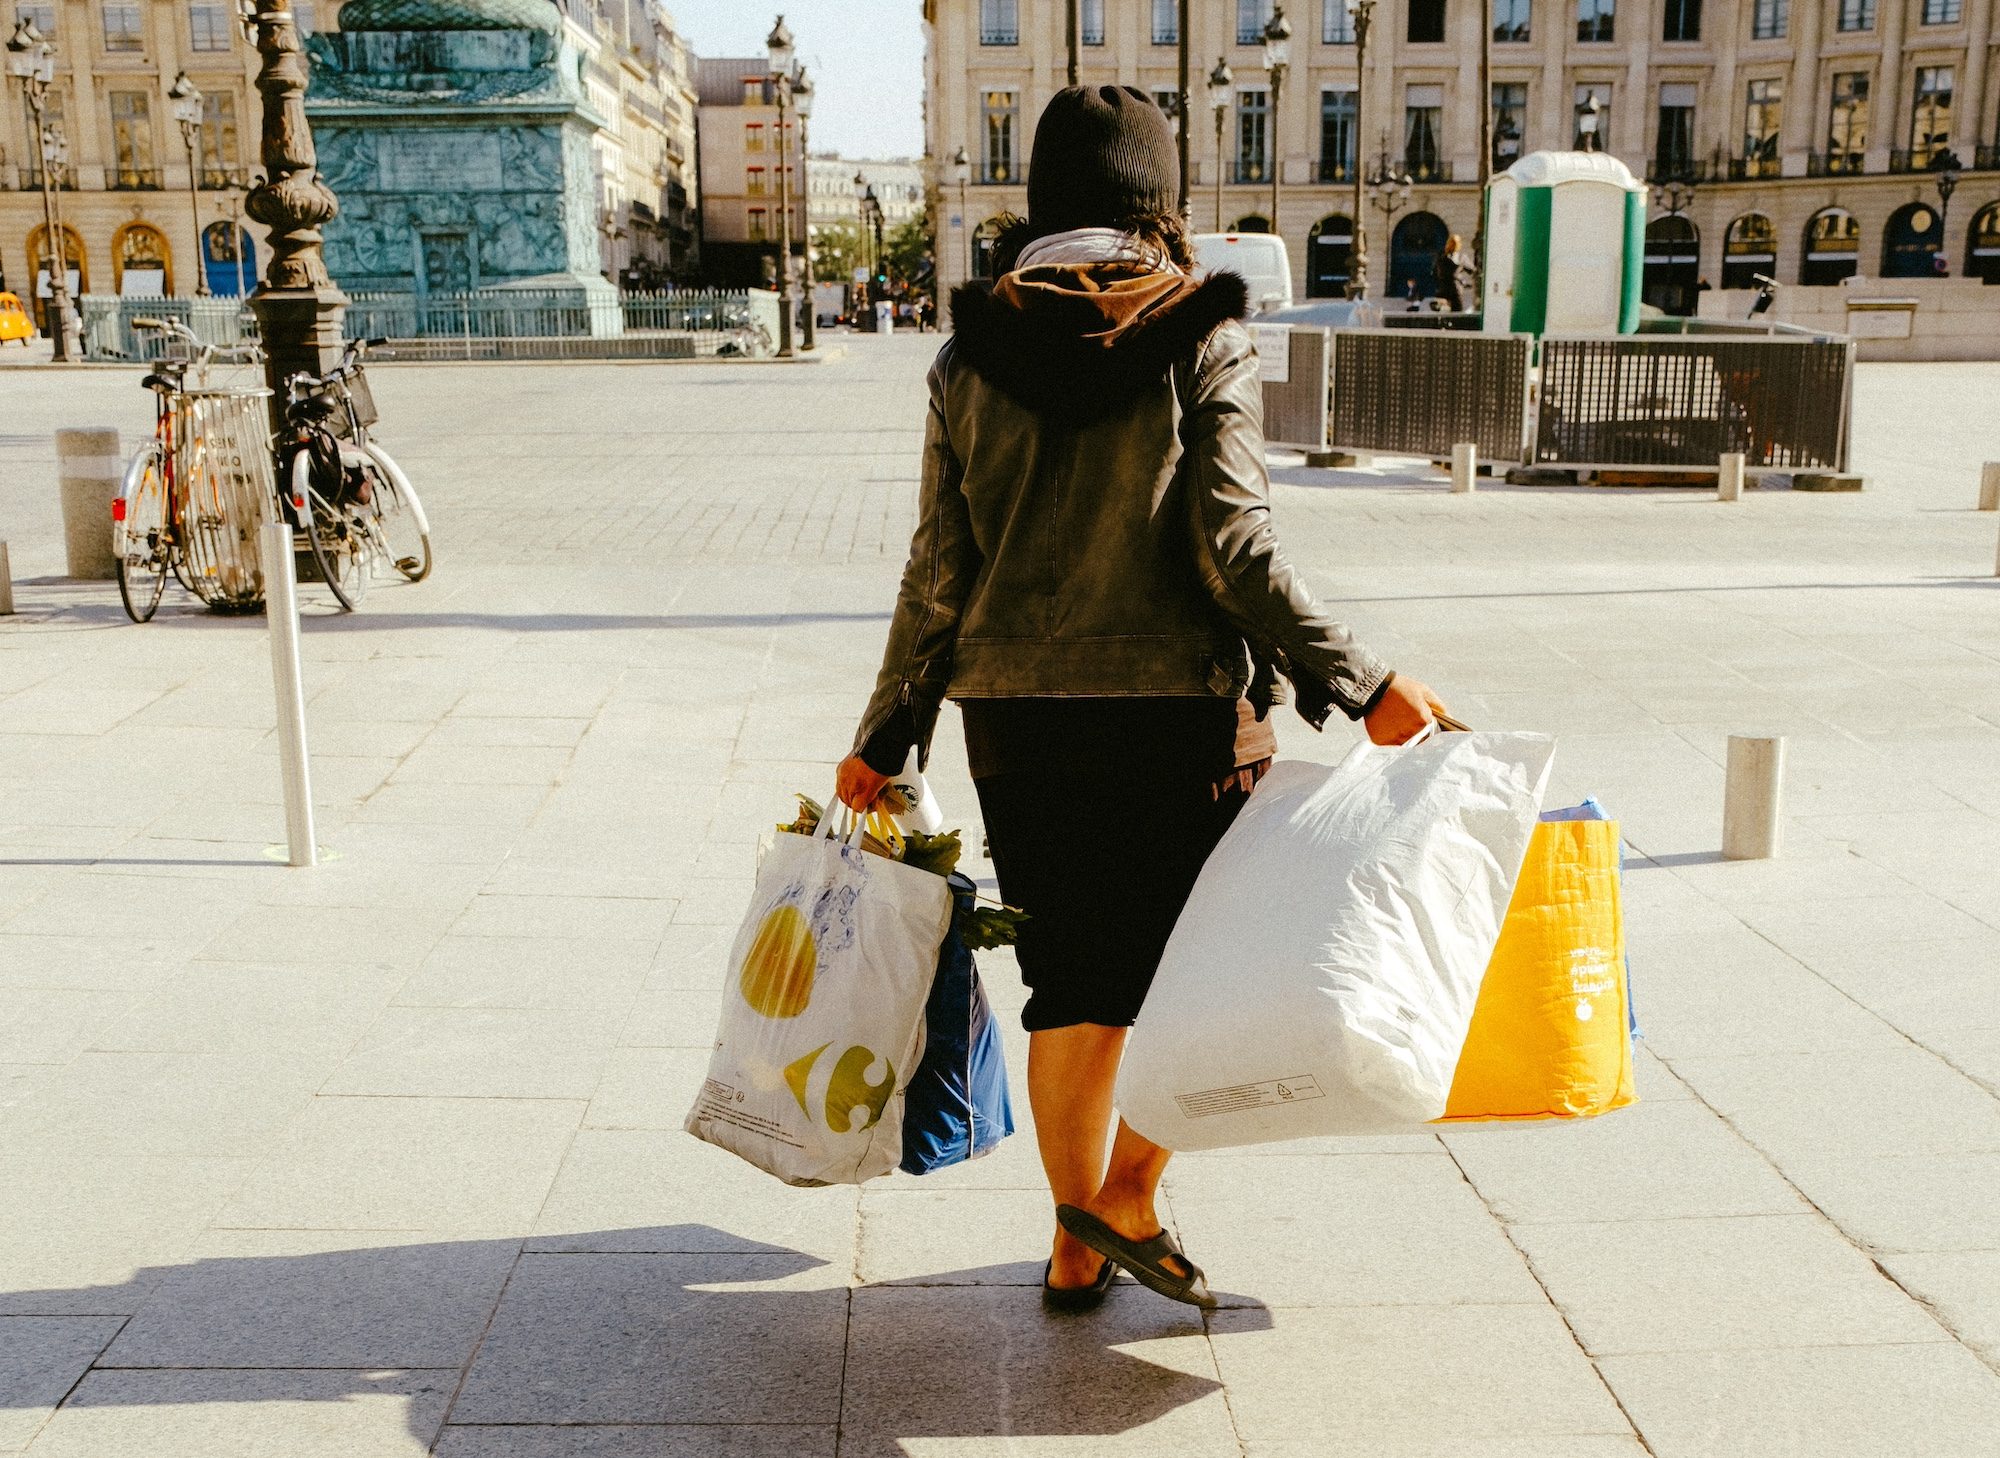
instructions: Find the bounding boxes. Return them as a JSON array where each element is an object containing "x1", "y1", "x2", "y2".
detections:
[
  {"x1": 1118, "y1": 731, "x2": 1555, "y2": 1148},
  {"x1": 686, "y1": 811, "x2": 953, "y2": 1186}
]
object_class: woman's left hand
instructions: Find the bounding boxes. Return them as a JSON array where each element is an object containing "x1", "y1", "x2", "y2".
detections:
[{"x1": 836, "y1": 753, "x2": 893, "y2": 812}]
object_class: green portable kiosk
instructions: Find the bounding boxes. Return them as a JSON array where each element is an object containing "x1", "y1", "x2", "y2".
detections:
[{"x1": 1481, "y1": 151, "x2": 1645, "y2": 335}]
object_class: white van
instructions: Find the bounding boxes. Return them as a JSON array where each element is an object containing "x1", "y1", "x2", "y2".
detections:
[{"x1": 1191, "y1": 232, "x2": 1294, "y2": 313}]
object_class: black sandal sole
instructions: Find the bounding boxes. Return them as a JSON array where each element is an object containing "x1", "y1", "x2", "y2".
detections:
[
  {"x1": 1056, "y1": 1204, "x2": 1216, "y2": 1310},
  {"x1": 1040, "y1": 1255, "x2": 1116, "y2": 1313}
]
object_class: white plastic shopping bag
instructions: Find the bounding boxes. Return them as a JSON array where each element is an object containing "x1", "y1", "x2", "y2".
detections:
[
  {"x1": 687, "y1": 808, "x2": 954, "y2": 1185},
  {"x1": 1118, "y1": 731, "x2": 1556, "y2": 1147}
]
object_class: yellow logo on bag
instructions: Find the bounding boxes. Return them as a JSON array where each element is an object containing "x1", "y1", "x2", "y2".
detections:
[
  {"x1": 740, "y1": 904, "x2": 816, "y2": 1019},
  {"x1": 783, "y1": 1042, "x2": 897, "y2": 1134}
]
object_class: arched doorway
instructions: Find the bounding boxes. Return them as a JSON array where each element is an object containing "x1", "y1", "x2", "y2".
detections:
[
  {"x1": 1721, "y1": 213, "x2": 1776, "y2": 290},
  {"x1": 1306, "y1": 214, "x2": 1353, "y2": 297},
  {"x1": 203, "y1": 221, "x2": 258, "y2": 297},
  {"x1": 1642, "y1": 215, "x2": 1700, "y2": 316},
  {"x1": 113, "y1": 223, "x2": 172, "y2": 296},
  {"x1": 1800, "y1": 208, "x2": 1861, "y2": 286},
  {"x1": 1231, "y1": 214, "x2": 1272, "y2": 234},
  {"x1": 1388, "y1": 210, "x2": 1447, "y2": 301},
  {"x1": 1881, "y1": 202, "x2": 1942, "y2": 278},
  {"x1": 26, "y1": 224, "x2": 86, "y2": 332},
  {"x1": 970, "y1": 217, "x2": 1002, "y2": 280},
  {"x1": 1969, "y1": 202, "x2": 2000, "y2": 284}
]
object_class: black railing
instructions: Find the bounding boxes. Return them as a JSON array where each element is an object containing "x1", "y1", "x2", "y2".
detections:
[
  {"x1": 1806, "y1": 151, "x2": 1866, "y2": 175},
  {"x1": 19, "y1": 166, "x2": 80, "y2": 190},
  {"x1": 1234, "y1": 160, "x2": 1269, "y2": 184},
  {"x1": 979, "y1": 26, "x2": 1018, "y2": 44},
  {"x1": 199, "y1": 167, "x2": 250, "y2": 190},
  {"x1": 1978, "y1": 145, "x2": 2000, "y2": 170},
  {"x1": 108, "y1": 167, "x2": 164, "y2": 190},
  {"x1": 979, "y1": 164, "x2": 1015, "y2": 184},
  {"x1": 1332, "y1": 330, "x2": 1533, "y2": 461},
  {"x1": 1405, "y1": 157, "x2": 1453, "y2": 182},
  {"x1": 1730, "y1": 155, "x2": 1783, "y2": 180},
  {"x1": 1318, "y1": 158, "x2": 1356, "y2": 182}
]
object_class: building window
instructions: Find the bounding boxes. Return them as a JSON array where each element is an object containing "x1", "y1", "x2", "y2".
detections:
[
  {"x1": 1921, "y1": 0, "x2": 1961, "y2": 22},
  {"x1": 1492, "y1": 82, "x2": 1528, "y2": 167},
  {"x1": 1656, "y1": 83, "x2": 1696, "y2": 177},
  {"x1": 1493, "y1": 0, "x2": 1530, "y2": 42},
  {"x1": 1574, "y1": 84, "x2": 1612, "y2": 149},
  {"x1": 1662, "y1": 0, "x2": 1700, "y2": 40},
  {"x1": 1236, "y1": 88, "x2": 1269, "y2": 182},
  {"x1": 982, "y1": 89, "x2": 1018, "y2": 182},
  {"x1": 15, "y1": 2, "x2": 56, "y2": 36},
  {"x1": 1836, "y1": 0, "x2": 1874, "y2": 28},
  {"x1": 1722, "y1": 212, "x2": 1777, "y2": 288},
  {"x1": 198, "y1": 92, "x2": 238, "y2": 181},
  {"x1": 1238, "y1": 0, "x2": 1273, "y2": 45},
  {"x1": 1152, "y1": 0, "x2": 1177, "y2": 44},
  {"x1": 748, "y1": 208, "x2": 767, "y2": 242},
  {"x1": 979, "y1": 0, "x2": 1018, "y2": 46},
  {"x1": 746, "y1": 166, "x2": 766, "y2": 196},
  {"x1": 1802, "y1": 207, "x2": 1861, "y2": 284},
  {"x1": 1320, "y1": 87, "x2": 1357, "y2": 181},
  {"x1": 1408, "y1": 0, "x2": 1446, "y2": 43},
  {"x1": 189, "y1": 2, "x2": 231, "y2": 51},
  {"x1": 1577, "y1": 0, "x2": 1615, "y2": 42},
  {"x1": 1405, "y1": 84, "x2": 1444, "y2": 179},
  {"x1": 1910, "y1": 66, "x2": 1953, "y2": 165},
  {"x1": 108, "y1": 90, "x2": 155, "y2": 185},
  {"x1": 1742, "y1": 79, "x2": 1783, "y2": 176},
  {"x1": 1324, "y1": 0, "x2": 1354, "y2": 43},
  {"x1": 1751, "y1": 0, "x2": 1787, "y2": 39},
  {"x1": 1080, "y1": 0, "x2": 1104, "y2": 44},
  {"x1": 745, "y1": 122, "x2": 765, "y2": 152},
  {"x1": 1826, "y1": 72, "x2": 1868, "y2": 170},
  {"x1": 101, "y1": 2, "x2": 143, "y2": 51}
]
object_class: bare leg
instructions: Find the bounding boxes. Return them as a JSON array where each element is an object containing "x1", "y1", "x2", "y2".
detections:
[
  {"x1": 1027, "y1": 1023, "x2": 1123, "y2": 1287},
  {"x1": 1086, "y1": 1118, "x2": 1190, "y2": 1280}
]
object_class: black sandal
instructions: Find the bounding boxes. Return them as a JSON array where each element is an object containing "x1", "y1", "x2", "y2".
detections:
[
  {"x1": 1056, "y1": 1204, "x2": 1215, "y2": 1310},
  {"x1": 1040, "y1": 1253, "x2": 1116, "y2": 1314}
]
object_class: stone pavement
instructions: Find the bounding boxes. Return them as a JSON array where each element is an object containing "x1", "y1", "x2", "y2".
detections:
[{"x1": 2, "y1": 336, "x2": 1999, "y2": 1457}]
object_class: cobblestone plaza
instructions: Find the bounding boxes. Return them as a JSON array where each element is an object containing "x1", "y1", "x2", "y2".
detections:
[{"x1": 2, "y1": 339, "x2": 1999, "y2": 1454}]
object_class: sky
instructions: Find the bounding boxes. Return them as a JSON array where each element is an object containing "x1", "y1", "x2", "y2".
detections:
[{"x1": 666, "y1": 1, "x2": 927, "y2": 162}]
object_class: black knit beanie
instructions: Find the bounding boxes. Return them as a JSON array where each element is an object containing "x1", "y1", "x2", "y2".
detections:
[{"x1": 1026, "y1": 85, "x2": 1180, "y2": 233}]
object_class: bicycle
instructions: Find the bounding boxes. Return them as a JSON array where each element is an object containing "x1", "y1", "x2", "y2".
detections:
[
  {"x1": 113, "y1": 318, "x2": 273, "y2": 623},
  {"x1": 278, "y1": 336, "x2": 433, "y2": 613}
]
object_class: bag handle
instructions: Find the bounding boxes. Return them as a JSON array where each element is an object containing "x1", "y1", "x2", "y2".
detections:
[{"x1": 813, "y1": 797, "x2": 870, "y2": 849}]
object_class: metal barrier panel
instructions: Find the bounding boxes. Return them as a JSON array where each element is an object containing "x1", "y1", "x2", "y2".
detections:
[
  {"x1": 1535, "y1": 336, "x2": 1853, "y2": 471},
  {"x1": 1261, "y1": 326, "x2": 1331, "y2": 451},
  {"x1": 1330, "y1": 329, "x2": 1533, "y2": 462},
  {"x1": 174, "y1": 388, "x2": 276, "y2": 609}
]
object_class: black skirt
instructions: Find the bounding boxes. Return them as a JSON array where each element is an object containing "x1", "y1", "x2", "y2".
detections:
[{"x1": 966, "y1": 698, "x2": 1269, "y2": 1033}]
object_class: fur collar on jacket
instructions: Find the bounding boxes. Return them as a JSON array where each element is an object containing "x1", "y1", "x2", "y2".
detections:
[{"x1": 948, "y1": 267, "x2": 1249, "y2": 426}]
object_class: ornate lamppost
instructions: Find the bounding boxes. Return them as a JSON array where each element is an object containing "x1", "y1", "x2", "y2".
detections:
[
  {"x1": 1651, "y1": 178, "x2": 1696, "y2": 218},
  {"x1": 767, "y1": 15, "x2": 797, "y2": 358},
  {"x1": 950, "y1": 145, "x2": 971, "y2": 283},
  {"x1": 793, "y1": 62, "x2": 815, "y2": 350},
  {"x1": 1931, "y1": 147, "x2": 1963, "y2": 275},
  {"x1": 6, "y1": 18, "x2": 79, "y2": 359},
  {"x1": 1206, "y1": 57, "x2": 1232, "y2": 232},
  {"x1": 169, "y1": 72, "x2": 211, "y2": 298},
  {"x1": 1175, "y1": 0, "x2": 1191, "y2": 213},
  {"x1": 235, "y1": 0, "x2": 345, "y2": 422},
  {"x1": 1345, "y1": 0, "x2": 1375, "y2": 299},
  {"x1": 1261, "y1": 6, "x2": 1291, "y2": 237},
  {"x1": 1366, "y1": 143, "x2": 1413, "y2": 299}
]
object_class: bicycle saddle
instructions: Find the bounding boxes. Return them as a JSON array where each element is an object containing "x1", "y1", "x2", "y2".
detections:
[{"x1": 140, "y1": 373, "x2": 177, "y2": 393}]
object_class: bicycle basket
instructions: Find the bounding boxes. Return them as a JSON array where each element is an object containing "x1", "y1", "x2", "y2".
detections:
[
  {"x1": 344, "y1": 366, "x2": 380, "y2": 432},
  {"x1": 172, "y1": 387, "x2": 277, "y2": 611}
]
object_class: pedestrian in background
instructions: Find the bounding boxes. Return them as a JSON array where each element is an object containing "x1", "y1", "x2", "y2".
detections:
[
  {"x1": 1438, "y1": 233, "x2": 1470, "y2": 311},
  {"x1": 836, "y1": 86, "x2": 1446, "y2": 1312}
]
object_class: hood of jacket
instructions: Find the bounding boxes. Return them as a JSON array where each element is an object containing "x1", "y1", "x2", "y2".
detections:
[{"x1": 948, "y1": 264, "x2": 1250, "y2": 425}]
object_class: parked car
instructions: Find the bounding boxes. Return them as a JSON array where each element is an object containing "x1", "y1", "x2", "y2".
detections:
[
  {"x1": 0, "y1": 292, "x2": 35, "y2": 345},
  {"x1": 1191, "y1": 232, "x2": 1294, "y2": 313}
]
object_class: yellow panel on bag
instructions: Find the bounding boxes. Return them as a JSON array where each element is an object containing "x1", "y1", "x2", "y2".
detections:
[{"x1": 1438, "y1": 818, "x2": 1634, "y2": 1123}]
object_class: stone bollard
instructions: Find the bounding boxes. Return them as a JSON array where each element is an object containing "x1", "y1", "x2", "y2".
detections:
[
  {"x1": 1450, "y1": 442, "x2": 1478, "y2": 494},
  {"x1": 56, "y1": 428, "x2": 123, "y2": 580},
  {"x1": 1722, "y1": 734, "x2": 1785, "y2": 860},
  {"x1": 0, "y1": 540, "x2": 13, "y2": 615},
  {"x1": 1979, "y1": 462, "x2": 2000, "y2": 512},
  {"x1": 1717, "y1": 452, "x2": 1745, "y2": 503}
]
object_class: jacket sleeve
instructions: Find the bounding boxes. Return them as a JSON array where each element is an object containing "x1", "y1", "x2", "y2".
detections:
[
  {"x1": 851, "y1": 349, "x2": 983, "y2": 773},
  {"x1": 1182, "y1": 323, "x2": 1393, "y2": 728}
]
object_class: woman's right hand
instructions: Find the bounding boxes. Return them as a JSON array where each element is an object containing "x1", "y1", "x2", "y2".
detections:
[{"x1": 1363, "y1": 675, "x2": 1449, "y2": 746}]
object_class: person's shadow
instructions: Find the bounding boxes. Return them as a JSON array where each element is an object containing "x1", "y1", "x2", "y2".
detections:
[{"x1": 6, "y1": 1225, "x2": 1270, "y2": 1454}]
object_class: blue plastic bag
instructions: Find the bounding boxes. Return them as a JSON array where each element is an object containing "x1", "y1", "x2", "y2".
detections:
[{"x1": 900, "y1": 872, "x2": 1016, "y2": 1175}]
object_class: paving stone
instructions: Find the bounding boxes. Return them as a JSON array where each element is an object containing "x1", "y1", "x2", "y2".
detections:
[
  {"x1": 450, "y1": 893, "x2": 677, "y2": 943},
  {"x1": 618, "y1": 986, "x2": 727, "y2": 1049},
  {"x1": 0, "y1": 1051, "x2": 325, "y2": 1159},
  {"x1": 0, "y1": 987, "x2": 131, "y2": 1064},
  {"x1": 1241, "y1": 1440, "x2": 1652, "y2": 1458},
  {"x1": 452, "y1": 1253, "x2": 846, "y2": 1425},
  {"x1": 855, "y1": 1186, "x2": 1053, "y2": 1287},
  {"x1": 582, "y1": 1046, "x2": 708, "y2": 1129},
  {"x1": 395, "y1": 934, "x2": 655, "y2": 1010},
  {"x1": 86, "y1": 963, "x2": 401, "y2": 1058},
  {"x1": 1877, "y1": 1250, "x2": 2000, "y2": 1362},
  {"x1": 23, "y1": 1368, "x2": 454, "y2": 1457},
  {"x1": 0, "y1": 1315, "x2": 124, "y2": 1451},
  {"x1": 196, "y1": 903, "x2": 459, "y2": 971},
  {"x1": 321, "y1": 1005, "x2": 625, "y2": 1100},
  {"x1": 1598, "y1": 1344, "x2": 2000, "y2": 1458},
  {"x1": 1775, "y1": 1151, "x2": 2000, "y2": 1254},
  {"x1": 434, "y1": 1427, "x2": 837, "y2": 1458}
]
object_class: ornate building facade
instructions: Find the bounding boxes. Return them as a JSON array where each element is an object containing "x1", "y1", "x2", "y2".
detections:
[{"x1": 925, "y1": 0, "x2": 2000, "y2": 307}]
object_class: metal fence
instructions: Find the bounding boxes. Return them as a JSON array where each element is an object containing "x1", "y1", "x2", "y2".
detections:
[
  {"x1": 1330, "y1": 329, "x2": 1534, "y2": 462},
  {"x1": 1535, "y1": 335, "x2": 1853, "y2": 470},
  {"x1": 80, "y1": 296, "x2": 258, "y2": 361},
  {"x1": 1259, "y1": 326, "x2": 1332, "y2": 451}
]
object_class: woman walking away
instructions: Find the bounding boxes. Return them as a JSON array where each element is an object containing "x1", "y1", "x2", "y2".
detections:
[
  {"x1": 836, "y1": 86, "x2": 1447, "y2": 1313},
  {"x1": 1437, "y1": 233, "x2": 1471, "y2": 311}
]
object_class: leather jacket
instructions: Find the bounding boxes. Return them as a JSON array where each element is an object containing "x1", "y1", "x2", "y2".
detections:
[{"x1": 854, "y1": 267, "x2": 1390, "y2": 771}]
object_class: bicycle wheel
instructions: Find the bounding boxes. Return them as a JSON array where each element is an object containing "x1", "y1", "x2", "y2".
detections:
[
  {"x1": 114, "y1": 442, "x2": 171, "y2": 624},
  {"x1": 362, "y1": 443, "x2": 432, "y2": 582},
  {"x1": 289, "y1": 450, "x2": 369, "y2": 612}
]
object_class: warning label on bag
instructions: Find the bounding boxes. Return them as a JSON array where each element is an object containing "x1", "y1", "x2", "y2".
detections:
[
  {"x1": 691, "y1": 1080, "x2": 806, "y2": 1150},
  {"x1": 1176, "y1": 1075, "x2": 1325, "y2": 1119}
]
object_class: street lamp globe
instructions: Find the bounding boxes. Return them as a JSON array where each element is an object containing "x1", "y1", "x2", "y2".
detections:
[
  {"x1": 951, "y1": 145, "x2": 970, "y2": 188},
  {"x1": 1577, "y1": 93, "x2": 1602, "y2": 152},
  {"x1": 1206, "y1": 57, "x2": 1233, "y2": 116},
  {"x1": 791, "y1": 63, "x2": 812, "y2": 119},
  {"x1": 1261, "y1": 6, "x2": 1292, "y2": 73},
  {"x1": 765, "y1": 14, "x2": 794, "y2": 79},
  {"x1": 168, "y1": 70, "x2": 204, "y2": 127}
]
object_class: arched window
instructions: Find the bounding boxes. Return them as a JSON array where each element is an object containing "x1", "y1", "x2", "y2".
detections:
[
  {"x1": 1969, "y1": 202, "x2": 2000, "y2": 285},
  {"x1": 1642, "y1": 214, "x2": 1700, "y2": 316},
  {"x1": 971, "y1": 217, "x2": 1003, "y2": 280},
  {"x1": 26, "y1": 224, "x2": 86, "y2": 332},
  {"x1": 203, "y1": 221, "x2": 259, "y2": 297},
  {"x1": 114, "y1": 222, "x2": 172, "y2": 297},
  {"x1": 1388, "y1": 210, "x2": 1448, "y2": 301},
  {"x1": 1800, "y1": 208, "x2": 1860, "y2": 287},
  {"x1": 1721, "y1": 212, "x2": 1776, "y2": 290},
  {"x1": 1881, "y1": 202, "x2": 1942, "y2": 278},
  {"x1": 1306, "y1": 213, "x2": 1353, "y2": 297},
  {"x1": 1231, "y1": 214, "x2": 1272, "y2": 234}
]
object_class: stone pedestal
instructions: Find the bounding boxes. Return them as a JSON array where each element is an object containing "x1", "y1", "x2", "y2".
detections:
[{"x1": 56, "y1": 428, "x2": 121, "y2": 580}]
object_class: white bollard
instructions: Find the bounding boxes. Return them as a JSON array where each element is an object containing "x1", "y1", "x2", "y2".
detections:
[
  {"x1": 56, "y1": 427, "x2": 122, "y2": 579},
  {"x1": 1722, "y1": 734, "x2": 1785, "y2": 861},
  {"x1": 1717, "y1": 452, "x2": 1745, "y2": 502},
  {"x1": 1450, "y1": 441, "x2": 1478, "y2": 494},
  {"x1": 259, "y1": 523, "x2": 318, "y2": 868},
  {"x1": 1979, "y1": 462, "x2": 2000, "y2": 511},
  {"x1": 0, "y1": 540, "x2": 13, "y2": 615}
]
